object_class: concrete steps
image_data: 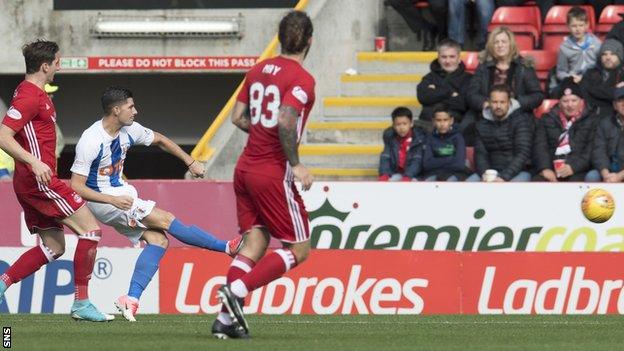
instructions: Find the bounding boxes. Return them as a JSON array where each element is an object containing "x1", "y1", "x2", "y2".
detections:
[{"x1": 305, "y1": 51, "x2": 433, "y2": 180}]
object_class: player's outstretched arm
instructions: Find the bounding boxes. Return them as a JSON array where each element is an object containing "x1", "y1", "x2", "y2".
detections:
[
  {"x1": 150, "y1": 132, "x2": 204, "y2": 177},
  {"x1": 70, "y1": 172, "x2": 133, "y2": 210},
  {"x1": 0, "y1": 125, "x2": 52, "y2": 184},
  {"x1": 230, "y1": 101, "x2": 251, "y2": 133},
  {"x1": 277, "y1": 105, "x2": 313, "y2": 190}
]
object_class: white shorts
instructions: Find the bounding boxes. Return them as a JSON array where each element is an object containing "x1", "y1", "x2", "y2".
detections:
[{"x1": 87, "y1": 184, "x2": 156, "y2": 244}]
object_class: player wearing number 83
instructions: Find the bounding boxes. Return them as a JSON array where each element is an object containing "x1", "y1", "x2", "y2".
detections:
[{"x1": 213, "y1": 10, "x2": 315, "y2": 339}]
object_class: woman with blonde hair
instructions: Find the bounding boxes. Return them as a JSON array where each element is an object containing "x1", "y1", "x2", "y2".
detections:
[{"x1": 466, "y1": 26, "x2": 543, "y2": 115}]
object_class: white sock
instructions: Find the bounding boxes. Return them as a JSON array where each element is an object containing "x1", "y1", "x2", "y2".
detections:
[
  {"x1": 217, "y1": 312, "x2": 233, "y2": 325},
  {"x1": 230, "y1": 279, "x2": 249, "y2": 298}
]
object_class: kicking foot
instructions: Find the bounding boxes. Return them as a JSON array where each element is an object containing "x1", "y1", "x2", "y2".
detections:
[{"x1": 226, "y1": 236, "x2": 245, "y2": 257}]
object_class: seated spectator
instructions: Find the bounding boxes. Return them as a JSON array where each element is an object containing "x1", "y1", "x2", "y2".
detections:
[
  {"x1": 467, "y1": 26, "x2": 544, "y2": 116},
  {"x1": 533, "y1": 78, "x2": 600, "y2": 182},
  {"x1": 580, "y1": 39, "x2": 624, "y2": 118},
  {"x1": 467, "y1": 84, "x2": 533, "y2": 182},
  {"x1": 378, "y1": 107, "x2": 426, "y2": 181},
  {"x1": 420, "y1": 104, "x2": 470, "y2": 181},
  {"x1": 448, "y1": 0, "x2": 495, "y2": 50},
  {"x1": 549, "y1": 6, "x2": 601, "y2": 96},
  {"x1": 0, "y1": 149, "x2": 14, "y2": 180},
  {"x1": 589, "y1": 86, "x2": 624, "y2": 182},
  {"x1": 387, "y1": 0, "x2": 447, "y2": 51},
  {"x1": 417, "y1": 39, "x2": 471, "y2": 127}
]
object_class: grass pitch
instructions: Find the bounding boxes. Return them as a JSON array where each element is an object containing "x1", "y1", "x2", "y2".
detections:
[{"x1": 1, "y1": 314, "x2": 623, "y2": 350}]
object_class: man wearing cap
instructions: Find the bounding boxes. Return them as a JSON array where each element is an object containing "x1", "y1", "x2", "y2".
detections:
[
  {"x1": 581, "y1": 39, "x2": 624, "y2": 119},
  {"x1": 533, "y1": 78, "x2": 600, "y2": 182},
  {"x1": 44, "y1": 83, "x2": 65, "y2": 159},
  {"x1": 589, "y1": 85, "x2": 624, "y2": 183}
]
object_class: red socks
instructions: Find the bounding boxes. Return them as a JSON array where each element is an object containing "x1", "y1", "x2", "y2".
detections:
[
  {"x1": 1, "y1": 244, "x2": 51, "y2": 287},
  {"x1": 219, "y1": 254, "x2": 256, "y2": 317},
  {"x1": 73, "y1": 231, "x2": 101, "y2": 300},
  {"x1": 232, "y1": 249, "x2": 297, "y2": 298}
]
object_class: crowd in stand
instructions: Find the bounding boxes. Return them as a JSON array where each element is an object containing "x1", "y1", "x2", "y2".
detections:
[
  {"x1": 388, "y1": 0, "x2": 624, "y2": 50},
  {"x1": 379, "y1": 6, "x2": 624, "y2": 182}
]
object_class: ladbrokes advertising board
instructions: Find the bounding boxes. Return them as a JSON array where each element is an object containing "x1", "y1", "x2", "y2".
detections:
[{"x1": 160, "y1": 249, "x2": 624, "y2": 315}]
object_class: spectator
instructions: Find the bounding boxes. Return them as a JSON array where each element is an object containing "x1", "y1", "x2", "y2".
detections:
[
  {"x1": 550, "y1": 6, "x2": 601, "y2": 96},
  {"x1": 467, "y1": 84, "x2": 533, "y2": 182},
  {"x1": 467, "y1": 26, "x2": 544, "y2": 116},
  {"x1": 387, "y1": 0, "x2": 447, "y2": 51},
  {"x1": 420, "y1": 104, "x2": 469, "y2": 181},
  {"x1": 533, "y1": 78, "x2": 600, "y2": 182},
  {"x1": 589, "y1": 86, "x2": 624, "y2": 182},
  {"x1": 448, "y1": 0, "x2": 495, "y2": 50},
  {"x1": 416, "y1": 39, "x2": 471, "y2": 128},
  {"x1": 580, "y1": 39, "x2": 624, "y2": 119},
  {"x1": 378, "y1": 107, "x2": 426, "y2": 181}
]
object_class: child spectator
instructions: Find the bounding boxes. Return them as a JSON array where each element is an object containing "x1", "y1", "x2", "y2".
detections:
[
  {"x1": 378, "y1": 107, "x2": 426, "y2": 181},
  {"x1": 551, "y1": 7, "x2": 601, "y2": 95},
  {"x1": 420, "y1": 104, "x2": 469, "y2": 181}
]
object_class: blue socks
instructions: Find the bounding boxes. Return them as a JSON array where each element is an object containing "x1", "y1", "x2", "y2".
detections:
[
  {"x1": 128, "y1": 244, "x2": 166, "y2": 300},
  {"x1": 168, "y1": 218, "x2": 227, "y2": 252}
]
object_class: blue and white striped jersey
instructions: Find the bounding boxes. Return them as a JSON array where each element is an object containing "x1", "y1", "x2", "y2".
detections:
[{"x1": 71, "y1": 120, "x2": 154, "y2": 193}]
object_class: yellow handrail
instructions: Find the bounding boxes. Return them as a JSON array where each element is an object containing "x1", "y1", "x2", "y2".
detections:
[{"x1": 191, "y1": 0, "x2": 310, "y2": 161}]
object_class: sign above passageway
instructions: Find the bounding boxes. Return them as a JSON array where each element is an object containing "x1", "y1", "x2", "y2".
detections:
[{"x1": 60, "y1": 56, "x2": 258, "y2": 71}]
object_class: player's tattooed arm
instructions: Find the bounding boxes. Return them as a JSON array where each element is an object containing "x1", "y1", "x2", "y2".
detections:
[
  {"x1": 278, "y1": 105, "x2": 300, "y2": 166},
  {"x1": 231, "y1": 101, "x2": 251, "y2": 133}
]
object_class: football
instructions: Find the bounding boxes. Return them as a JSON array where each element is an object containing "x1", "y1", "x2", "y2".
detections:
[{"x1": 581, "y1": 188, "x2": 615, "y2": 223}]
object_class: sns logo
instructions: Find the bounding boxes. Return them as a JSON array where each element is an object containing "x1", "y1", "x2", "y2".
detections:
[{"x1": 6, "y1": 106, "x2": 22, "y2": 120}]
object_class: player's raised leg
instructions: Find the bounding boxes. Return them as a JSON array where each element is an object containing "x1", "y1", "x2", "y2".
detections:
[
  {"x1": 116, "y1": 230, "x2": 167, "y2": 322},
  {"x1": 0, "y1": 228, "x2": 65, "y2": 303},
  {"x1": 60, "y1": 205, "x2": 114, "y2": 322},
  {"x1": 141, "y1": 207, "x2": 243, "y2": 256}
]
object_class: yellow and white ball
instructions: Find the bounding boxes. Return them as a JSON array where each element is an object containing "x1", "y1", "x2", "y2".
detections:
[{"x1": 581, "y1": 188, "x2": 615, "y2": 223}]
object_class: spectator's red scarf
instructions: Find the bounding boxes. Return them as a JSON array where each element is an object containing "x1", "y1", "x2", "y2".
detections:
[
  {"x1": 397, "y1": 130, "x2": 413, "y2": 173},
  {"x1": 556, "y1": 100, "x2": 585, "y2": 156}
]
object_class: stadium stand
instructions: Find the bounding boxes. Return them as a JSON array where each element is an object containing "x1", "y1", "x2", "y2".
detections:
[
  {"x1": 596, "y1": 5, "x2": 624, "y2": 37},
  {"x1": 488, "y1": 6, "x2": 542, "y2": 50},
  {"x1": 533, "y1": 99, "x2": 558, "y2": 119},
  {"x1": 542, "y1": 5, "x2": 596, "y2": 51},
  {"x1": 520, "y1": 49, "x2": 558, "y2": 89}
]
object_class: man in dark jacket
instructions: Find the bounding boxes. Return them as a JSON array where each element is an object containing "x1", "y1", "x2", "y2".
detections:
[
  {"x1": 533, "y1": 78, "x2": 600, "y2": 182},
  {"x1": 580, "y1": 39, "x2": 624, "y2": 119},
  {"x1": 378, "y1": 107, "x2": 426, "y2": 181},
  {"x1": 467, "y1": 84, "x2": 533, "y2": 182},
  {"x1": 417, "y1": 39, "x2": 471, "y2": 124},
  {"x1": 421, "y1": 104, "x2": 469, "y2": 181},
  {"x1": 590, "y1": 86, "x2": 624, "y2": 183}
]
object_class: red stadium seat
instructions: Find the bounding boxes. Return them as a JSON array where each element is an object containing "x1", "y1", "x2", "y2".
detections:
[
  {"x1": 520, "y1": 50, "x2": 557, "y2": 81},
  {"x1": 597, "y1": 5, "x2": 624, "y2": 35},
  {"x1": 462, "y1": 52, "x2": 480, "y2": 74},
  {"x1": 534, "y1": 99, "x2": 558, "y2": 119},
  {"x1": 542, "y1": 5, "x2": 596, "y2": 51},
  {"x1": 488, "y1": 6, "x2": 542, "y2": 50},
  {"x1": 414, "y1": 1, "x2": 429, "y2": 9}
]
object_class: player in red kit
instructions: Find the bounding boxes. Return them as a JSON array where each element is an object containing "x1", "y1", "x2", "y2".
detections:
[
  {"x1": 213, "y1": 11, "x2": 315, "y2": 339},
  {"x1": 0, "y1": 40, "x2": 113, "y2": 321}
]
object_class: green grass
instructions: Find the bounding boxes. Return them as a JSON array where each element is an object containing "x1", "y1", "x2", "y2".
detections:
[{"x1": 1, "y1": 314, "x2": 624, "y2": 350}]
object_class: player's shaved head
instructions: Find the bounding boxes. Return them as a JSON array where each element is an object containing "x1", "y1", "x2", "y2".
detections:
[
  {"x1": 101, "y1": 86, "x2": 133, "y2": 114},
  {"x1": 278, "y1": 10, "x2": 313, "y2": 55},
  {"x1": 22, "y1": 40, "x2": 59, "y2": 74}
]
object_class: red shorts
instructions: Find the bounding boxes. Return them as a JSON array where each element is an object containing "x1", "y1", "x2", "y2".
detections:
[
  {"x1": 15, "y1": 178, "x2": 85, "y2": 233},
  {"x1": 234, "y1": 168, "x2": 309, "y2": 243}
]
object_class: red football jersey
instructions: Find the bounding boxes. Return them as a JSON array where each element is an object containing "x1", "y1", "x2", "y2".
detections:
[
  {"x1": 235, "y1": 56, "x2": 316, "y2": 180},
  {"x1": 2, "y1": 80, "x2": 58, "y2": 193}
]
